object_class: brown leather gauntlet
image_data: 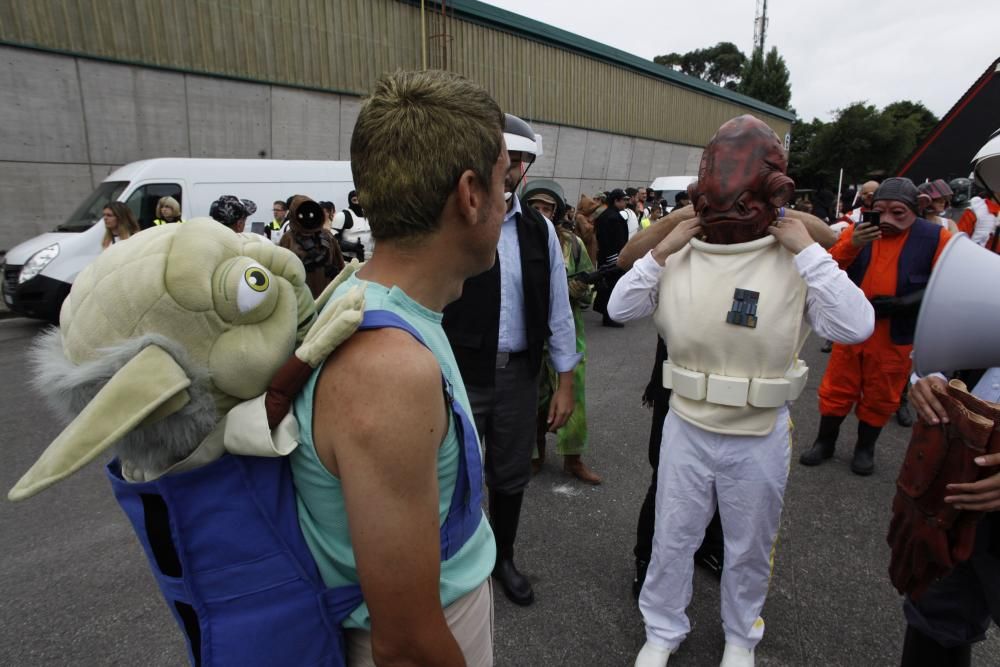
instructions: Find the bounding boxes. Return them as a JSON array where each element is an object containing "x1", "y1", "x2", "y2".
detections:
[{"x1": 888, "y1": 380, "x2": 1000, "y2": 599}]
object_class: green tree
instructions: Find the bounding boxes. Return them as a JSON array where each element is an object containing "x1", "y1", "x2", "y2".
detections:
[
  {"x1": 737, "y1": 47, "x2": 792, "y2": 110},
  {"x1": 813, "y1": 103, "x2": 899, "y2": 183},
  {"x1": 797, "y1": 101, "x2": 940, "y2": 186},
  {"x1": 882, "y1": 100, "x2": 939, "y2": 159},
  {"x1": 654, "y1": 42, "x2": 747, "y2": 89},
  {"x1": 787, "y1": 117, "x2": 827, "y2": 188}
]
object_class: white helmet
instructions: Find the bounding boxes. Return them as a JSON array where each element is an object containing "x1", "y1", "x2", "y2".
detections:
[
  {"x1": 503, "y1": 113, "x2": 543, "y2": 157},
  {"x1": 972, "y1": 127, "x2": 1000, "y2": 194}
]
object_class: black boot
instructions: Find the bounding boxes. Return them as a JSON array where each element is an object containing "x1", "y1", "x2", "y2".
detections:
[
  {"x1": 896, "y1": 384, "x2": 915, "y2": 428},
  {"x1": 900, "y1": 625, "x2": 971, "y2": 667},
  {"x1": 602, "y1": 314, "x2": 625, "y2": 328},
  {"x1": 799, "y1": 414, "x2": 845, "y2": 466},
  {"x1": 632, "y1": 559, "x2": 648, "y2": 600},
  {"x1": 693, "y1": 509, "x2": 724, "y2": 580},
  {"x1": 851, "y1": 421, "x2": 881, "y2": 476},
  {"x1": 489, "y1": 490, "x2": 534, "y2": 606}
]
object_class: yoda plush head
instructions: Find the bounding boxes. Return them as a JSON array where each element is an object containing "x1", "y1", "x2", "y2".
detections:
[{"x1": 9, "y1": 219, "x2": 357, "y2": 500}]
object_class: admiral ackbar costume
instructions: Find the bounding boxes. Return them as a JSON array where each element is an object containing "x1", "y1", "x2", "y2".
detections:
[{"x1": 609, "y1": 115, "x2": 875, "y2": 667}]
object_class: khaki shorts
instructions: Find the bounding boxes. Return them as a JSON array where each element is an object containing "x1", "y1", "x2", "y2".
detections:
[{"x1": 346, "y1": 578, "x2": 494, "y2": 666}]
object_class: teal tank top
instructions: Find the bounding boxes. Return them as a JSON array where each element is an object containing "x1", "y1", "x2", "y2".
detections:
[{"x1": 290, "y1": 273, "x2": 495, "y2": 630}]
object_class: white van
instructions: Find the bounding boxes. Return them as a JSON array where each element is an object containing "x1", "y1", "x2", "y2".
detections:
[
  {"x1": 2, "y1": 158, "x2": 356, "y2": 322},
  {"x1": 650, "y1": 175, "x2": 698, "y2": 211}
]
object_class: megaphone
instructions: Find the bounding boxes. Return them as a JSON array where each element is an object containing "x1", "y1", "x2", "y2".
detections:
[{"x1": 913, "y1": 233, "x2": 1000, "y2": 376}]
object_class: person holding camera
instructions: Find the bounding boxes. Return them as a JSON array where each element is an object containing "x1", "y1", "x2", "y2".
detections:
[{"x1": 801, "y1": 178, "x2": 951, "y2": 476}]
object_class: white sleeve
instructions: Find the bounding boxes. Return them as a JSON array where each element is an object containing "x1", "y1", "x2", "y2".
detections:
[
  {"x1": 794, "y1": 243, "x2": 874, "y2": 344},
  {"x1": 970, "y1": 197, "x2": 997, "y2": 246},
  {"x1": 543, "y1": 219, "x2": 583, "y2": 373},
  {"x1": 607, "y1": 251, "x2": 662, "y2": 322}
]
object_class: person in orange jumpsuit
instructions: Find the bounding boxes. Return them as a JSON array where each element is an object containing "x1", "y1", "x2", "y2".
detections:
[{"x1": 800, "y1": 178, "x2": 951, "y2": 475}]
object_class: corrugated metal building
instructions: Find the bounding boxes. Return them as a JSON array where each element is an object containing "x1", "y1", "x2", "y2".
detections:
[{"x1": 0, "y1": 0, "x2": 794, "y2": 250}]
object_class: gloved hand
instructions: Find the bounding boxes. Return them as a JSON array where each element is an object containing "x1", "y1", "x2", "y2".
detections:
[
  {"x1": 870, "y1": 290, "x2": 924, "y2": 318},
  {"x1": 568, "y1": 279, "x2": 592, "y2": 306},
  {"x1": 264, "y1": 283, "x2": 366, "y2": 429},
  {"x1": 870, "y1": 295, "x2": 899, "y2": 318},
  {"x1": 887, "y1": 381, "x2": 997, "y2": 599}
]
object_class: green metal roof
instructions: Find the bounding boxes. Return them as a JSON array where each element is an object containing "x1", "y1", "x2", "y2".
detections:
[{"x1": 409, "y1": 0, "x2": 795, "y2": 122}]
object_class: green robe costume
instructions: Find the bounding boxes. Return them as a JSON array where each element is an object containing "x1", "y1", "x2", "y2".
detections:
[{"x1": 538, "y1": 232, "x2": 593, "y2": 455}]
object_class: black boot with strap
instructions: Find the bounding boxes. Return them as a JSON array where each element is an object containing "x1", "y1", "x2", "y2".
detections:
[{"x1": 489, "y1": 490, "x2": 534, "y2": 606}]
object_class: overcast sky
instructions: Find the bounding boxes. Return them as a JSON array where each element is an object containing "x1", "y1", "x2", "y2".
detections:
[{"x1": 485, "y1": 0, "x2": 1000, "y2": 123}]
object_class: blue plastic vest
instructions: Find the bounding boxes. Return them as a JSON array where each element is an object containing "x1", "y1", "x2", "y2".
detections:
[
  {"x1": 845, "y1": 217, "x2": 941, "y2": 345},
  {"x1": 107, "y1": 310, "x2": 484, "y2": 666}
]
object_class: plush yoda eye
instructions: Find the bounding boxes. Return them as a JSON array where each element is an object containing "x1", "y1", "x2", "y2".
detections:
[{"x1": 237, "y1": 264, "x2": 272, "y2": 313}]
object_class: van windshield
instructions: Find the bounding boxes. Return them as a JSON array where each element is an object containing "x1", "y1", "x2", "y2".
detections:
[
  {"x1": 57, "y1": 181, "x2": 129, "y2": 231},
  {"x1": 661, "y1": 190, "x2": 684, "y2": 209}
]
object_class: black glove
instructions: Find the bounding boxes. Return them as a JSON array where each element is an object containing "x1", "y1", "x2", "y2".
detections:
[
  {"x1": 870, "y1": 295, "x2": 900, "y2": 318},
  {"x1": 870, "y1": 290, "x2": 924, "y2": 319},
  {"x1": 896, "y1": 289, "x2": 925, "y2": 312}
]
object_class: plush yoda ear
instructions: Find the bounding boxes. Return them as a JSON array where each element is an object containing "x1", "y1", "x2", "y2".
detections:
[{"x1": 9, "y1": 345, "x2": 191, "y2": 501}]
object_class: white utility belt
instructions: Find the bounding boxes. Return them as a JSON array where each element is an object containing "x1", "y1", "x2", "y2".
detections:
[{"x1": 662, "y1": 359, "x2": 809, "y2": 408}]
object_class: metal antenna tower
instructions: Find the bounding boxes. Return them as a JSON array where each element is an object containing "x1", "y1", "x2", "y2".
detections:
[{"x1": 753, "y1": 0, "x2": 768, "y2": 53}]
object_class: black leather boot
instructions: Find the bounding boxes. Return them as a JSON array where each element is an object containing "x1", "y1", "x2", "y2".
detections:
[
  {"x1": 900, "y1": 625, "x2": 971, "y2": 667},
  {"x1": 489, "y1": 490, "x2": 534, "y2": 606},
  {"x1": 799, "y1": 414, "x2": 845, "y2": 466},
  {"x1": 851, "y1": 421, "x2": 881, "y2": 476}
]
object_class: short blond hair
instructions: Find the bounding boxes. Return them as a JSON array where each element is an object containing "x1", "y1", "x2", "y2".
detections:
[
  {"x1": 350, "y1": 70, "x2": 503, "y2": 243},
  {"x1": 156, "y1": 196, "x2": 181, "y2": 219}
]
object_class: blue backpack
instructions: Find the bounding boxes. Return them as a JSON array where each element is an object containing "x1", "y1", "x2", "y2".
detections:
[{"x1": 107, "y1": 310, "x2": 484, "y2": 666}]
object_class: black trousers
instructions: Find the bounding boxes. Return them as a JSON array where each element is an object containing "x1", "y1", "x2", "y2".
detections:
[
  {"x1": 593, "y1": 268, "x2": 623, "y2": 316},
  {"x1": 903, "y1": 514, "x2": 1000, "y2": 647},
  {"x1": 467, "y1": 355, "x2": 539, "y2": 495},
  {"x1": 634, "y1": 337, "x2": 724, "y2": 564}
]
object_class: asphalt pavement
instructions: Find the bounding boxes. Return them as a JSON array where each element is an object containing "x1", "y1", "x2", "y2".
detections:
[{"x1": 2, "y1": 311, "x2": 998, "y2": 666}]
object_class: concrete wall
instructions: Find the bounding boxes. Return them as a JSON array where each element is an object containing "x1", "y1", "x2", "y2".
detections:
[{"x1": 0, "y1": 45, "x2": 703, "y2": 253}]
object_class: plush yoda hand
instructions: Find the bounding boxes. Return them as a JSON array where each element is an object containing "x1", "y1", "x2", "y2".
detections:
[
  {"x1": 296, "y1": 261, "x2": 365, "y2": 366},
  {"x1": 264, "y1": 261, "x2": 366, "y2": 428}
]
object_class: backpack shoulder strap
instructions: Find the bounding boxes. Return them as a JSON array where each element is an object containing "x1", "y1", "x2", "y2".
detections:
[{"x1": 356, "y1": 309, "x2": 483, "y2": 560}]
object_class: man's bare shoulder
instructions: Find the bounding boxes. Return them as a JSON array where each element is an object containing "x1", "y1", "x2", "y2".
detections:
[
  {"x1": 314, "y1": 326, "x2": 443, "y2": 447},
  {"x1": 320, "y1": 326, "x2": 439, "y2": 403}
]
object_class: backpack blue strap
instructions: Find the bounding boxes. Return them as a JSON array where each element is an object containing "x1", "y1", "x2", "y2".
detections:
[{"x1": 357, "y1": 310, "x2": 484, "y2": 560}]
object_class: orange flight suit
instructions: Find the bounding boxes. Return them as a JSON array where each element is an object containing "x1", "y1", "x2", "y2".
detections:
[
  {"x1": 957, "y1": 198, "x2": 1000, "y2": 252},
  {"x1": 819, "y1": 223, "x2": 951, "y2": 427}
]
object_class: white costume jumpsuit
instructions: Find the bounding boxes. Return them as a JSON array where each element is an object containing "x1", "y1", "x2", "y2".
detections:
[{"x1": 609, "y1": 237, "x2": 874, "y2": 652}]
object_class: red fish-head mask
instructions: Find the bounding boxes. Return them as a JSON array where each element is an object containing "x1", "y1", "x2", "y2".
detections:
[{"x1": 688, "y1": 115, "x2": 795, "y2": 244}]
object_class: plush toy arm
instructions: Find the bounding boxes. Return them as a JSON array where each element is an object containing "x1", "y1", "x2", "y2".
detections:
[
  {"x1": 297, "y1": 284, "x2": 366, "y2": 367},
  {"x1": 264, "y1": 284, "x2": 366, "y2": 428}
]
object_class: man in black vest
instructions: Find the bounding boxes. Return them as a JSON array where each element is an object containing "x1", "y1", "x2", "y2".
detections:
[{"x1": 443, "y1": 114, "x2": 580, "y2": 606}]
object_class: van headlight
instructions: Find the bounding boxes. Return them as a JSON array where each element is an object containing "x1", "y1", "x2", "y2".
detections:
[{"x1": 19, "y1": 244, "x2": 60, "y2": 284}]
